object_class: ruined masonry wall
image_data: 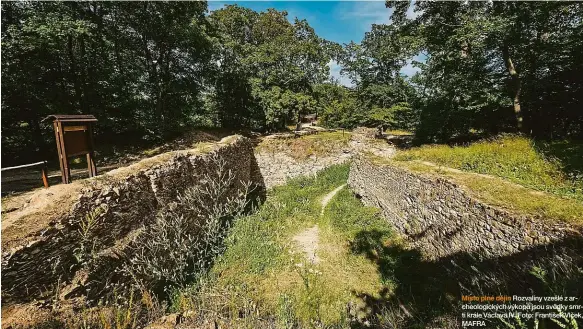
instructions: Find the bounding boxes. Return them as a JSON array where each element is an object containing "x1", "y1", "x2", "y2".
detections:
[
  {"x1": 348, "y1": 156, "x2": 582, "y2": 260},
  {"x1": 1, "y1": 136, "x2": 264, "y2": 304}
]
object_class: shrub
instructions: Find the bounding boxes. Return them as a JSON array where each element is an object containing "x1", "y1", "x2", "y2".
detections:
[{"x1": 121, "y1": 155, "x2": 256, "y2": 298}]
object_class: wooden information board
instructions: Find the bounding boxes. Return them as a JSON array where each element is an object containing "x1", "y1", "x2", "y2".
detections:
[{"x1": 47, "y1": 114, "x2": 98, "y2": 184}]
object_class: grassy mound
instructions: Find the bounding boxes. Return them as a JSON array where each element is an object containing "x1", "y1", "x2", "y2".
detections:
[
  {"x1": 394, "y1": 135, "x2": 583, "y2": 201},
  {"x1": 256, "y1": 131, "x2": 351, "y2": 159}
]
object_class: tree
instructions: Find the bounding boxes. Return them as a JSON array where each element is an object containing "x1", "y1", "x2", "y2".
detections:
[
  {"x1": 327, "y1": 23, "x2": 417, "y2": 131},
  {"x1": 386, "y1": 0, "x2": 583, "y2": 140},
  {"x1": 208, "y1": 5, "x2": 330, "y2": 131},
  {"x1": 1, "y1": 1, "x2": 215, "y2": 165}
]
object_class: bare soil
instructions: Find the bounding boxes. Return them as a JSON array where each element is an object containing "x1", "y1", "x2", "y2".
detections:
[{"x1": 292, "y1": 225, "x2": 321, "y2": 264}]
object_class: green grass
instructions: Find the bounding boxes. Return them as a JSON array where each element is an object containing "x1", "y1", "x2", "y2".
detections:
[
  {"x1": 394, "y1": 134, "x2": 583, "y2": 201},
  {"x1": 384, "y1": 129, "x2": 413, "y2": 136},
  {"x1": 167, "y1": 150, "x2": 582, "y2": 328},
  {"x1": 173, "y1": 164, "x2": 398, "y2": 328},
  {"x1": 388, "y1": 160, "x2": 583, "y2": 224}
]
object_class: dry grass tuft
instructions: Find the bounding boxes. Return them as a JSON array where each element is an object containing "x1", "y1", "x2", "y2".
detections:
[{"x1": 256, "y1": 131, "x2": 351, "y2": 160}]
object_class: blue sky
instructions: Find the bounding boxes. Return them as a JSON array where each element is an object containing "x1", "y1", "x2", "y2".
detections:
[{"x1": 207, "y1": 1, "x2": 421, "y2": 86}]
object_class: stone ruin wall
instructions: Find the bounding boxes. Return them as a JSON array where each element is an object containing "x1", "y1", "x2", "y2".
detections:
[
  {"x1": 254, "y1": 127, "x2": 393, "y2": 188},
  {"x1": 348, "y1": 156, "x2": 583, "y2": 260},
  {"x1": 1, "y1": 136, "x2": 264, "y2": 304},
  {"x1": 254, "y1": 131, "x2": 353, "y2": 188}
]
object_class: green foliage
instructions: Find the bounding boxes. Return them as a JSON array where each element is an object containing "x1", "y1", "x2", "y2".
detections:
[
  {"x1": 387, "y1": 1, "x2": 583, "y2": 141},
  {"x1": 327, "y1": 23, "x2": 418, "y2": 131},
  {"x1": 320, "y1": 96, "x2": 363, "y2": 129},
  {"x1": 1, "y1": 2, "x2": 332, "y2": 165},
  {"x1": 365, "y1": 102, "x2": 415, "y2": 130},
  {"x1": 1, "y1": 1, "x2": 214, "y2": 165},
  {"x1": 208, "y1": 5, "x2": 331, "y2": 131},
  {"x1": 320, "y1": 94, "x2": 415, "y2": 131},
  {"x1": 253, "y1": 86, "x2": 316, "y2": 131},
  {"x1": 340, "y1": 24, "x2": 420, "y2": 87},
  {"x1": 3, "y1": 1, "x2": 583, "y2": 166}
]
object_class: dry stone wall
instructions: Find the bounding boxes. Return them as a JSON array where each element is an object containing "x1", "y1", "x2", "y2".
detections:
[
  {"x1": 348, "y1": 156, "x2": 582, "y2": 260},
  {"x1": 1, "y1": 136, "x2": 264, "y2": 304},
  {"x1": 255, "y1": 151, "x2": 352, "y2": 188},
  {"x1": 255, "y1": 128, "x2": 396, "y2": 188}
]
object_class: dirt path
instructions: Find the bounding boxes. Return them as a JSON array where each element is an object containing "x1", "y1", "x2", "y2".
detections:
[
  {"x1": 292, "y1": 184, "x2": 346, "y2": 264},
  {"x1": 320, "y1": 184, "x2": 346, "y2": 216},
  {"x1": 292, "y1": 225, "x2": 320, "y2": 264}
]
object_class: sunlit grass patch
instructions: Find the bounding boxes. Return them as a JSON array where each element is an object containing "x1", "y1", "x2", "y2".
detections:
[
  {"x1": 385, "y1": 129, "x2": 413, "y2": 136},
  {"x1": 174, "y1": 164, "x2": 397, "y2": 327},
  {"x1": 394, "y1": 134, "x2": 583, "y2": 201},
  {"x1": 256, "y1": 131, "x2": 351, "y2": 160},
  {"x1": 387, "y1": 160, "x2": 583, "y2": 224}
]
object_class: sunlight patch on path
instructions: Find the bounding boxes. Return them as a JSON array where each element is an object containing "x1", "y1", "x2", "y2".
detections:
[
  {"x1": 321, "y1": 184, "x2": 346, "y2": 216},
  {"x1": 292, "y1": 225, "x2": 320, "y2": 264}
]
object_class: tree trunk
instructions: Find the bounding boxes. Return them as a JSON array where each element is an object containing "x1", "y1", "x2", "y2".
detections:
[
  {"x1": 296, "y1": 111, "x2": 302, "y2": 131},
  {"x1": 80, "y1": 35, "x2": 89, "y2": 114},
  {"x1": 502, "y1": 43, "x2": 523, "y2": 132}
]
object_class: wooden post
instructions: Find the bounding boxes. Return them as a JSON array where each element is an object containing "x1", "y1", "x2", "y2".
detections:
[
  {"x1": 53, "y1": 121, "x2": 67, "y2": 184},
  {"x1": 87, "y1": 124, "x2": 97, "y2": 177},
  {"x1": 57, "y1": 121, "x2": 70, "y2": 183},
  {"x1": 1, "y1": 161, "x2": 51, "y2": 189},
  {"x1": 41, "y1": 163, "x2": 49, "y2": 188}
]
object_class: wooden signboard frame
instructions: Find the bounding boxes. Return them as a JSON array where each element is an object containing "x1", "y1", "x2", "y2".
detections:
[{"x1": 47, "y1": 114, "x2": 98, "y2": 184}]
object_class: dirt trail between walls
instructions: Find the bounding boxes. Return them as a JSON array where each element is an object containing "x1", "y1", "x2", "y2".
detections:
[
  {"x1": 292, "y1": 184, "x2": 346, "y2": 265},
  {"x1": 321, "y1": 184, "x2": 346, "y2": 216},
  {"x1": 292, "y1": 225, "x2": 321, "y2": 264}
]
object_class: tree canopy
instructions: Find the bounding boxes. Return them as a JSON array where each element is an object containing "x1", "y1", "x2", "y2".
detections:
[
  {"x1": 208, "y1": 5, "x2": 331, "y2": 131},
  {"x1": 386, "y1": 0, "x2": 583, "y2": 142},
  {"x1": 1, "y1": 2, "x2": 332, "y2": 165},
  {"x1": 2, "y1": 1, "x2": 582, "y2": 165}
]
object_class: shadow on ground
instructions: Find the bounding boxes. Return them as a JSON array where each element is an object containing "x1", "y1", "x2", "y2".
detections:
[
  {"x1": 534, "y1": 139, "x2": 583, "y2": 178},
  {"x1": 349, "y1": 229, "x2": 583, "y2": 329}
]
